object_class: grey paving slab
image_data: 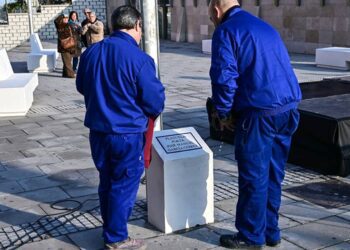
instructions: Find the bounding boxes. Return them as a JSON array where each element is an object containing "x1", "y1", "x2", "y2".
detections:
[
  {"x1": 61, "y1": 180, "x2": 98, "y2": 198},
  {"x1": 78, "y1": 168, "x2": 98, "y2": 180},
  {"x1": 0, "y1": 138, "x2": 9, "y2": 145},
  {"x1": 215, "y1": 198, "x2": 237, "y2": 217},
  {"x1": 214, "y1": 207, "x2": 234, "y2": 222},
  {"x1": 0, "y1": 180, "x2": 25, "y2": 195},
  {"x1": 13, "y1": 122, "x2": 41, "y2": 130},
  {"x1": 0, "y1": 141, "x2": 43, "y2": 153},
  {"x1": 18, "y1": 176, "x2": 70, "y2": 191},
  {"x1": 0, "y1": 187, "x2": 70, "y2": 211},
  {"x1": 17, "y1": 236, "x2": 79, "y2": 250},
  {"x1": 211, "y1": 144, "x2": 235, "y2": 157},
  {"x1": 208, "y1": 219, "x2": 236, "y2": 236},
  {"x1": 0, "y1": 205, "x2": 46, "y2": 228},
  {"x1": 338, "y1": 211, "x2": 350, "y2": 222},
  {"x1": 39, "y1": 194, "x2": 99, "y2": 215},
  {"x1": 26, "y1": 132, "x2": 57, "y2": 141},
  {"x1": 55, "y1": 149, "x2": 91, "y2": 161},
  {"x1": 128, "y1": 219, "x2": 164, "y2": 239},
  {"x1": 0, "y1": 165, "x2": 45, "y2": 182},
  {"x1": 39, "y1": 158, "x2": 95, "y2": 175},
  {"x1": 283, "y1": 216, "x2": 350, "y2": 249},
  {"x1": 22, "y1": 124, "x2": 70, "y2": 135},
  {"x1": 214, "y1": 170, "x2": 237, "y2": 183},
  {"x1": 279, "y1": 215, "x2": 301, "y2": 230},
  {"x1": 144, "y1": 229, "x2": 218, "y2": 250},
  {"x1": 280, "y1": 201, "x2": 335, "y2": 223},
  {"x1": 0, "y1": 151, "x2": 26, "y2": 162},
  {"x1": 181, "y1": 227, "x2": 221, "y2": 248},
  {"x1": 322, "y1": 242, "x2": 350, "y2": 250},
  {"x1": 67, "y1": 227, "x2": 104, "y2": 250},
  {"x1": 38, "y1": 135, "x2": 87, "y2": 148},
  {"x1": 52, "y1": 128, "x2": 88, "y2": 138},
  {"x1": 11, "y1": 155, "x2": 62, "y2": 166}
]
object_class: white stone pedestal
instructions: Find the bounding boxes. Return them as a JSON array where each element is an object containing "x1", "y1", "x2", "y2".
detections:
[
  {"x1": 202, "y1": 39, "x2": 212, "y2": 54},
  {"x1": 316, "y1": 47, "x2": 350, "y2": 70},
  {"x1": 146, "y1": 127, "x2": 214, "y2": 234}
]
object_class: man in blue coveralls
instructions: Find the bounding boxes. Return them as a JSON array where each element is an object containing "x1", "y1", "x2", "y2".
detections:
[
  {"x1": 209, "y1": 0, "x2": 301, "y2": 249},
  {"x1": 76, "y1": 6, "x2": 165, "y2": 250}
]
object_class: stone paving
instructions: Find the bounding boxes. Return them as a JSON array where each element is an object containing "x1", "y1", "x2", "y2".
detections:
[{"x1": 0, "y1": 40, "x2": 349, "y2": 249}]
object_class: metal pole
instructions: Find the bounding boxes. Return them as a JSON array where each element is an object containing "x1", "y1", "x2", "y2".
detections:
[
  {"x1": 27, "y1": 0, "x2": 34, "y2": 34},
  {"x1": 142, "y1": 0, "x2": 162, "y2": 131}
]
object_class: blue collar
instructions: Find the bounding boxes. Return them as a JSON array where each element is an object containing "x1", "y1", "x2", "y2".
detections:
[
  {"x1": 221, "y1": 5, "x2": 241, "y2": 24},
  {"x1": 110, "y1": 31, "x2": 138, "y2": 47}
]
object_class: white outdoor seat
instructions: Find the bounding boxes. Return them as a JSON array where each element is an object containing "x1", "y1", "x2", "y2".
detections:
[
  {"x1": 316, "y1": 47, "x2": 350, "y2": 70},
  {"x1": 0, "y1": 48, "x2": 38, "y2": 116},
  {"x1": 202, "y1": 39, "x2": 212, "y2": 54},
  {"x1": 27, "y1": 33, "x2": 58, "y2": 72}
]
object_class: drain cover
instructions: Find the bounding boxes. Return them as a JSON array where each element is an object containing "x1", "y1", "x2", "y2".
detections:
[{"x1": 285, "y1": 180, "x2": 350, "y2": 209}]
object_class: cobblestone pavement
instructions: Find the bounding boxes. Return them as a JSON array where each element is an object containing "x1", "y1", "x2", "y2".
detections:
[{"x1": 0, "y1": 40, "x2": 349, "y2": 250}]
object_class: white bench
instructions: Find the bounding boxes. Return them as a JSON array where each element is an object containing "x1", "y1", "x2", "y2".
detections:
[
  {"x1": 316, "y1": 47, "x2": 350, "y2": 70},
  {"x1": 202, "y1": 39, "x2": 212, "y2": 54},
  {"x1": 0, "y1": 48, "x2": 38, "y2": 117},
  {"x1": 27, "y1": 33, "x2": 58, "y2": 72}
]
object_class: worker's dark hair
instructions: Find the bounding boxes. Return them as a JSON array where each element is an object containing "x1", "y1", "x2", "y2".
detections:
[{"x1": 111, "y1": 5, "x2": 142, "y2": 31}]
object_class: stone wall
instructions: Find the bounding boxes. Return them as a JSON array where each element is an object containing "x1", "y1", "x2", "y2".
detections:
[
  {"x1": 0, "y1": 0, "x2": 106, "y2": 50},
  {"x1": 170, "y1": 0, "x2": 350, "y2": 54}
]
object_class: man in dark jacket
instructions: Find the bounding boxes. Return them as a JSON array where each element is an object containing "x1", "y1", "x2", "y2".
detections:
[
  {"x1": 76, "y1": 5, "x2": 165, "y2": 250},
  {"x1": 208, "y1": 0, "x2": 301, "y2": 249},
  {"x1": 54, "y1": 13, "x2": 76, "y2": 78},
  {"x1": 81, "y1": 8, "x2": 91, "y2": 47}
]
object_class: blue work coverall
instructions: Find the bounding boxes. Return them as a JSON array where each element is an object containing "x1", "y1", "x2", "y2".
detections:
[
  {"x1": 76, "y1": 31, "x2": 165, "y2": 244},
  {"x1": 210, "y1": 7, "x2": 301, "y2": 245}
]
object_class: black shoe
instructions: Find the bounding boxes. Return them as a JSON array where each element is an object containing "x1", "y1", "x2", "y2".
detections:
[
  {"x1": 220, "y1": 234, "x2": 265, "y2": 249},
  {"x1": 266, "y1": 239, "x2": 281, "y2": 247}
]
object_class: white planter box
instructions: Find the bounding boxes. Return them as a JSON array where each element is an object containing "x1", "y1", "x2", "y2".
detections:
[{"x1": 202, "y1": 39, "x2": 212, "y2": 54}]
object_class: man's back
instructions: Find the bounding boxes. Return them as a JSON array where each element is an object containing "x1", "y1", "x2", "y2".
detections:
[
  {"x1": 210, "y1": 7, "x2": 301, "y2": 114},
  {"x1": 76, "y1": 31, "x2": 165, "y2": 134}
]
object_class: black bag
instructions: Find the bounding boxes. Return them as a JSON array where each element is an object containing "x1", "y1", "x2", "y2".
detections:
[{"x1": 206, "y1": 97, "x2": 235, "y2": 145}]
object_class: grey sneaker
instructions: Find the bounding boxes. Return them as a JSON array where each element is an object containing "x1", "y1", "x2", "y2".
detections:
[{"x1": 105, "y1": 237, "x2": 145, "y2": 250}]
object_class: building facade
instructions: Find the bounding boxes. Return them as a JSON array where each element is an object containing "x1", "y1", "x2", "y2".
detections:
[{"x1": 170, "y1": 0, "x2": 350, "y2": 54}]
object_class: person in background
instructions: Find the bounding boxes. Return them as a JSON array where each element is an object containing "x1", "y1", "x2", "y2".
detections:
[
  {"x1": 69, "y1": 11, "x2": 82, "y2": 72},
  {"x1": 208, "y1": 0, "x2": 301, "y2": 249},
  {"x1": 76, "y1": 5, "x2": 165, "y2": 250},
  {"x1": 81, "y1": 11, "x2": 104, "y2": 46},
  {"x1": 81, "y1": 8, "x2": 91, "y2": 48},
  {"x1": 54, "y1": 13, "x2": 76, "y2": 78}
]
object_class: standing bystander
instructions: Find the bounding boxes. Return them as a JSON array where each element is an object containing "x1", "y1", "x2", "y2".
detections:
[
  {"x1": 54, "y1": 13, "x2": 76, "y2": 78},
  {"x1": 81, "y1": 12, "x2": 104, "y2": 46}
]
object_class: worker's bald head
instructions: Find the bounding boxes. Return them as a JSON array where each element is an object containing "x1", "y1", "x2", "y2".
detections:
[
  {"x1": 210, "y1": 0, "x2": 239, "y2": 9},
  {"x1": 209, "y1": 0, "x2": 240, "y2": 27}
]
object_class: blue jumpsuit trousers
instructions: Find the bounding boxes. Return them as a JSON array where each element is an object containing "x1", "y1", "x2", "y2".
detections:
[
  {"x1": 234, "y1": 108, "x2": 299, "y2": 245},
  {"x1": 89, "y1": 131, "x2": 144, "y2": 244}
]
